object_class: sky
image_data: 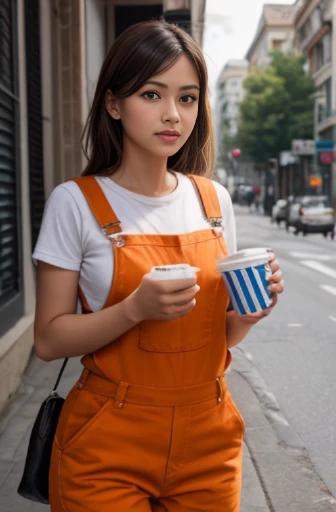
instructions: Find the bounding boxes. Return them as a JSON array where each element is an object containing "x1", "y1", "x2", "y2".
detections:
[{"x1": 203, "y1": 0, "x2": 296, "y2": 99}]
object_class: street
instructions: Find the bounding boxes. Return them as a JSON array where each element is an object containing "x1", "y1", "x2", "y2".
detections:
[
  {"x1": 234, "y1": 205, "x2": 336, "y2": 500},
  {"x1": 1, "y1": 205, "x2": 336, "y2": 512}
]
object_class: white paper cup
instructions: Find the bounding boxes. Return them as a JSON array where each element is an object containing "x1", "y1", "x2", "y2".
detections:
[
  {"x1": 148, "y1": 264, "x2": 200, "y2": 281},
  {"x1": 216, "y1": 248, "x2": 274, "y2": 315}
]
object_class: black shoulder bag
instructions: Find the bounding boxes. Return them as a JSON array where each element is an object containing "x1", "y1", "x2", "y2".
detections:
[{"x1": 17, "y1": 358, "x2": 69, "y2": 504}]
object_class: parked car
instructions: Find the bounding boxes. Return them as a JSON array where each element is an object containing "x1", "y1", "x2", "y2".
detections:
[
  {"x1": 271, "y1": 199, "x2": 287, "y2": 225},
  {"x1": 287, "y1": 195, "x2": 335, "y2": 238},
  {"x1": 285, "y1": 195, "x2": 302, "y2": 231}
]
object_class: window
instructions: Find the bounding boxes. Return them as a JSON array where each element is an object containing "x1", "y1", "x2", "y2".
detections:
[
  {"x1": 0, "y1": 0, "x2": 23, "y2": 336},
  {"x1": 311, "y1": 7, "x2": 323, "y2": 34},
  {"x1": 272, "y1": 39, "x2": 283, "y2": 51},
  {"x1": 322, "y1": 31, "x2": 332, "y2": 64}
]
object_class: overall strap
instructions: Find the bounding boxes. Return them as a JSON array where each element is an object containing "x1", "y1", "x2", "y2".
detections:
[
  {"x1": 69, "y1": 177, "x2": 122, "y2": 235},
  {"x1": 188, "y1": 175, "x2": 223, "y2": 228}
]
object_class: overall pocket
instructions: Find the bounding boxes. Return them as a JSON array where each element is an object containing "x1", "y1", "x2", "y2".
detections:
[
  {"x1": 139, "y1": 274, "x2": 220, "y2": 353},
  {"x1": 226, "y1": 391, "x2": 245, "y2": 437},
  {"x1": 55, "y1": 386, "x2": 111, "y2": 450}
]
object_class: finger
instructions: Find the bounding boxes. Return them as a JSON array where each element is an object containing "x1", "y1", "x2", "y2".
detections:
[
  {"x1": 269, "y1": 281, "x2": 284, "y2": 294},
  {"x1": 268, "y1": 259, "x2": 280, "y2": 273},
  {"x1": 240, "y1": 296, "x2": 278, "y2": 323},
  {"x1": 164, "y1": 285, "x2": 200, "y2": 306},
  {"x1": 170, "y1": 299, "x2": 196, "y2": 316},
  {"x1": 159, "y1": 277, "x2": 197, "y2": 294},
  {"x1": 267, "y1": 270, "x2": 282, "y2": 283}
]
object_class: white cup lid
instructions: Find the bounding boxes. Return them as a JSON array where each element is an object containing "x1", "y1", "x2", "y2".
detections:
[{"x1": 217, "y1": 248, "x2": 273, "y2": 272}]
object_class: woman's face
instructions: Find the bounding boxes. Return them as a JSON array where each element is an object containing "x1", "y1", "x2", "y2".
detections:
[{"x1": 107, "y1": 54, "x2": 200, "y2": 158}]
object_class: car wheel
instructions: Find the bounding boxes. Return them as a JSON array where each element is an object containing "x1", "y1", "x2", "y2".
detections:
[{"x1": 323, "y1": 232, "x2": 328, "y2": 238}]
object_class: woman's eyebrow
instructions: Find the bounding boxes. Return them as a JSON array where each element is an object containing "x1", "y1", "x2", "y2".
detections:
[{"x1": 143, "y1": 80, "x2": 200, "y2": 91}]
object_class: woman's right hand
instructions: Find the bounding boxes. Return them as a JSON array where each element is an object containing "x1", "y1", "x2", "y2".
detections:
[{"x1": 125, "y1": 274, "x2": 200, "y2": 323}]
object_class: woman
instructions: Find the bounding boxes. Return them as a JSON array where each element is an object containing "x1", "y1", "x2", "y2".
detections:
[{"x1": 33, "y1": 20, "x2": 283, "y2": 512}]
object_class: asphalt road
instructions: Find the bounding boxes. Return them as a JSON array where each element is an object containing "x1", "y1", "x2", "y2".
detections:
[{"x1": 234, "y1": 205, "x2": 336, "y2": 498}]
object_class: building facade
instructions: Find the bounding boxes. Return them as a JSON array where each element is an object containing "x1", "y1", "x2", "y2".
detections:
[
  {"x1": 295, "y1": 0, "x2": 336, "y2": 204},
  {"x1": 246, "y1": 3, "x2": 300, "y2": 68},
  {"x1": 0, "y1": 0, "x2": 206, "y2": 414},
  {"x1": 214, "y1": 59, "x2": 249, "y2": 187}
]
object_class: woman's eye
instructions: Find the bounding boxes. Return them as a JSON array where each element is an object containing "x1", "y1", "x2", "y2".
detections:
[
  {"x1": 180, "y1": 94, "x2": 196, "y2": 104},
  {"x1": 142, "y1": 91, "x2": 160, "y2": 100}
]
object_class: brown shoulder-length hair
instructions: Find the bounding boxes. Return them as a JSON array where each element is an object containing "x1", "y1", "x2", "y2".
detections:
[{"x1": 81, "y1": 20, "x2": 214, "y2": 177}]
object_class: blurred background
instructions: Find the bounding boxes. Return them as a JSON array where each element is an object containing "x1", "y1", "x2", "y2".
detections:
[{"x1": 1, "y1": 1, "x2": 336, "y2": 510}]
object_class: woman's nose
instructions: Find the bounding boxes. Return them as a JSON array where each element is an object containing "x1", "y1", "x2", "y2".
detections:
[{"x1": 162, "y1": 102, "x2": 180, "y2": 124}]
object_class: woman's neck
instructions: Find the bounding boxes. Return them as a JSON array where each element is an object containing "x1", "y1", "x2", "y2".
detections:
[{"x1": 110, "y1": 152, "x2": 177, "y2": 197}]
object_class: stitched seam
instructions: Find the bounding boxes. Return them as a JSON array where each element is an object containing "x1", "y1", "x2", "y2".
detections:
[
  {"x1": 56, "y1": 388, "x2": 81, "y2": 447},
  {"x1": 163, "y1": 407, "x2": 175, "y2": 487},
  {"x1": 58, "y1": 449, "x2": 69, "y2": 512},
  {"x1": 63, "y1": 399, "x2": 112, "y2": 450},
  {"x1": 227, "y1": 397, "x2": 245, "y2": 437},
  {"x1": 181, "y1": 406, "x2": 191, "y2": 467}
]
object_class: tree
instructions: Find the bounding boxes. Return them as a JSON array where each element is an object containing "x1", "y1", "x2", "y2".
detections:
[{"x1": 237, "y1": 52, "x2": 315, "y2": 164}]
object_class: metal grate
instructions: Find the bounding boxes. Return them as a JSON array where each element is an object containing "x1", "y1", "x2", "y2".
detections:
[
  {"x1": 0, "y1": 0, "x2": 21, "y2": 309},
  {"x1": 25, "y1": 0, "x2": 45, "y2": 251}
]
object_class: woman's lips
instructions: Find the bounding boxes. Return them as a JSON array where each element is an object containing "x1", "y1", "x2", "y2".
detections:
[{"x1": 156, "y1": 134, "x2": 180, "y2": 142}]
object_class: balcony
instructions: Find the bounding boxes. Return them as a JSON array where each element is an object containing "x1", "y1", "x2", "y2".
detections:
[{"x1": 317, "y1": 108, "x2": 336, "y2": 133}]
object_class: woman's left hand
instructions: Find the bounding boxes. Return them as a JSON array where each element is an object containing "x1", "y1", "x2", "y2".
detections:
[{"x1": 239, "y1": 253, "x2": 284, "y2": 325}]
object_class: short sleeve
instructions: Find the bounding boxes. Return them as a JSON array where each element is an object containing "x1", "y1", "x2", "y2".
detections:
[
  {"x1": 212, "y1": 181, "x2": 237, "y2": 256},
  {"x1": 32, "y1": 184, "x2": 83, "y2": 270}
]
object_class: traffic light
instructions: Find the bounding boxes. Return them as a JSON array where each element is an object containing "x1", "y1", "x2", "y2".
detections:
[{"x1": 232, "y1": 149, "x2": 241, "y2": 158}]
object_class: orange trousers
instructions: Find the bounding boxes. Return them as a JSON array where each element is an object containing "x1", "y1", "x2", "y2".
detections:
[{"x1": 49, "y1": 367, "x2": 244, "y2": 511}]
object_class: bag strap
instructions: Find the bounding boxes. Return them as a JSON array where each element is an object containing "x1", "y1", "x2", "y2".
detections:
[{"x1": 52, "y1": 358, "x2": 69, "y2": 393}]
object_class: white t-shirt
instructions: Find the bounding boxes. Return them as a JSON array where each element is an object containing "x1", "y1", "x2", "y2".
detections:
[{"x1": 33, "y1": 172, "x2": 236, "y2": 312}]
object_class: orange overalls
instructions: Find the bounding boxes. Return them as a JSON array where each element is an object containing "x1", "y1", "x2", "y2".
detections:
[{"x1": 49, "y1": 175, "x2": 245, "y2": 512}]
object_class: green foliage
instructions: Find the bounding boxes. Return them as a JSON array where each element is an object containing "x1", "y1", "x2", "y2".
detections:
[{"x1": 236, "y1": 51, "x2": 315, "y2": 164}]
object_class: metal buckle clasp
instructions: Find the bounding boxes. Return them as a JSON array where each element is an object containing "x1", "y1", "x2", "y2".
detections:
[
  {"x1": 209, "y1": 217, "x2": 222, "y2": 228},
  {"x1": 102, "y1": 220, "x2": 121, "y2": 235}
]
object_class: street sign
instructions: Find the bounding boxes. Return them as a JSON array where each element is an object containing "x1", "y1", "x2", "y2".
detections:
[
  {"x1": 279, "y1": 151, "x2": 297, "y2": 166},
  {"x1": 309, "y1": 176, "x2": 322, "y2": 187},
  {"x1": 320, "y1": 152, "x2": 334, "y2": 165},
  {"x1": 292, "y1": 139, "x2": 314, "y2": 155},
  {"x1": 315, "y1": 140, "x2": 334, "y2": 151}
]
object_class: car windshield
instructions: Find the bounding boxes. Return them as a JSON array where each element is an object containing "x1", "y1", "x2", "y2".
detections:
[{"x1": 302, "y1": 197, "x2": 329, "y2": 208}]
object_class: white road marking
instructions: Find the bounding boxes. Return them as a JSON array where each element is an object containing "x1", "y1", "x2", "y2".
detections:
[
  {"x1": 287, "y1": 323, "x2": 303, "y2": 327},
  {"x1": 320, "y1": 284, "x2": 336, "y2": 297},
  {"x1": 301, "y1": 260, "x2": 336, "y2": 279},
  {"x1": 329, "y1": 316, "x2": 336, "y2": 322},
  {"x1": 290, "y1": 252, "x2": 332, "y2": 261}
]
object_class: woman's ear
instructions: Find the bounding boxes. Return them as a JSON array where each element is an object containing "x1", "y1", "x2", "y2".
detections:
[{"x1": 105, "y1": 89, "x2": 121, "y2": 120}]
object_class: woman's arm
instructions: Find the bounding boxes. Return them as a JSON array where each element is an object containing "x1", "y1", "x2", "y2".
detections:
[
  {"x1": 34, "y1": 262, "x2": 199, "y2": 361},
  {"x1": 226, "y1": 255, "x2": 283, "y2": 348},
  {"x1": 34, "y1": 262, "x2": 142, "y2": 361}
]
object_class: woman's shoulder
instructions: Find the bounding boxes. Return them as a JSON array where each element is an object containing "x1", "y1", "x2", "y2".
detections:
[
  {"x1": 184, "y1": 173, "x2": 232, "y2": 204},
  {"x1": 47, "y1": 179, "x2": 90, "y2": 212}
]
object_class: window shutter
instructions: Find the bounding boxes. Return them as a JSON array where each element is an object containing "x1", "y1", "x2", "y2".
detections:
[
  {"x1": 0, "y1": 0, "x2": 21, "y2": 308},
  {"x1": 24, "y1": 0, "x2": 45, "y2": 251}
]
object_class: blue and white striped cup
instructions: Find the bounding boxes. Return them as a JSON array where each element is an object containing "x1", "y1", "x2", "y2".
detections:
[{"x1": 217, "y1": 248, "x2": 274, "y2": 315}]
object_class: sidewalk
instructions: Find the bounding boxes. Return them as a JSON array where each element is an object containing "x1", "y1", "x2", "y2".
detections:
[{"x1": 0, "y1": 349, "x2": 335, "y2": 511}]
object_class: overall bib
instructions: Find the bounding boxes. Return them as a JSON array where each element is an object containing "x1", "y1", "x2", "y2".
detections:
[{"x1": 49, "y1": 175, "x2": 245, "y2": 512}]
